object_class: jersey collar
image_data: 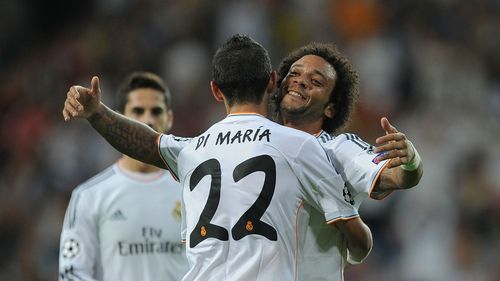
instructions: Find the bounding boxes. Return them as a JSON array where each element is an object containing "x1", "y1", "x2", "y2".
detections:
[
  {"x1": 227, "y1": 112, "x2": 266, "y2": 118},
  {"x1": 314, "y1": 130, "x2": 325, "y2": 138}
]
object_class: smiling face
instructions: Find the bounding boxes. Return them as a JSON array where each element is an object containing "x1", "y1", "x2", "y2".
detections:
[
  {"x1": 123, "y1": 88, "x2": 172, "y2": 134},
  {"x1": 279, "y1": 55, "x2": 337, "y2": 125}
]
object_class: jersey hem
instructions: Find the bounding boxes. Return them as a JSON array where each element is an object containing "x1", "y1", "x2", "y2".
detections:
[
  {"x1": 326, "y1": 214, "x2": 360, "y2": 225},
  {"x1": 368, "y1": 160, "x2": 392, "y2": 200}
]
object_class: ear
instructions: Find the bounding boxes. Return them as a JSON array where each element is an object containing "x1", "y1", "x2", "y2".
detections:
[
  {"x1": 324, "y1": 103, "x2": 335, "y2": 119},
  {"x1": 210, "y1": 81, "x2": 224, "y2": 102},
  {"x1": 265, "y1": 71, "x2": 278, "y2": 94}
]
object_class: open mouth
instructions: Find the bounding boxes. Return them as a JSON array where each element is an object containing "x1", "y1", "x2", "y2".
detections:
[{"x1": 287, "y1": 90, "x2": 307, "y2": 100}]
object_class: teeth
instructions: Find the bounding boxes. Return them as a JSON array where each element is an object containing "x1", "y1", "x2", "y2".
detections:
[{"x1": 288, "y1": 91, "x2": 304, "y2": 99}]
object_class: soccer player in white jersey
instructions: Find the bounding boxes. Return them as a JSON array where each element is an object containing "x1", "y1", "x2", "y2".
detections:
[
  {"x1": 62, "y1": 34, "x2": 374, "y2": 281},
  {"x1": 59, "y1": 72, "x2": 188, "y2": 281},
  {"x1": 271, "y1": 43, "x2": 423, "y2": 280}
]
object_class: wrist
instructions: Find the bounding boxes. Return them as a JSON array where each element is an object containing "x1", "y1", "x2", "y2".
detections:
[
  {"x1": 88, "y1": 102, "x2": 105, "y2": 121},
  {"x1": 401, "y1": 142, "x2": 421, "y2": 171}
]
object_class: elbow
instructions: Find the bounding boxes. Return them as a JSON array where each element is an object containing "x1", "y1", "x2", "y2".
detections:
[
  {"x1": 354, "y1": 228, "x2": 373, "y2": 256},
  {"x1": 340, "y1": 219, "x2": 373, "y2": 263},
  {"x1": 347, "y1": 234, "x2": 373, "y2": 264}
]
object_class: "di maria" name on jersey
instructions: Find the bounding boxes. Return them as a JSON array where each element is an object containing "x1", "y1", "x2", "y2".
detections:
[{"x1": 195, "y1": 127, "x2": 271, "y2": 150}]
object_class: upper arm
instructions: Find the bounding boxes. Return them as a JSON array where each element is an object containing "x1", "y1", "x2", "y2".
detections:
[
  {"x1": 331, "y1": 217, "x2": 371, "y2": 249},
  {"x1": 157, "y1": 134, "x2": 193, "y2": 180},
  {"x1": 326, "y1": 134, "x2": 390, "y2": 206},
  {"x1": 59, "y1": 192, "x2": 99, "y2": 281},
  {"x1": 295, "y1": 137, "x2": 358, "y2": 221}
]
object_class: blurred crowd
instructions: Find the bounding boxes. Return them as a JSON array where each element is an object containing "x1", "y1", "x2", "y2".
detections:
[{"x1": 1, "y1": 0, "x2": 499, "y2": 280}]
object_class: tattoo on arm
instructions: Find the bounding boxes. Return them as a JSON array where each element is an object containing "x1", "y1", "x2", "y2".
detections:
[
  {"x1": 88, "y1": 105, "x2": 165, "y2": 168},
  {"x1": 375, "y1": 165, "x2": 423, "y2": 192}
]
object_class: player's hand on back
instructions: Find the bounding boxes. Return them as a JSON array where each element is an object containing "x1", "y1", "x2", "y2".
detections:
[
  {"x1": 63, "y1": 76, "x2": 102, "y2": 121},
  {"x1": 374, "y1": 117, "x2": 415, "y2": 169}
]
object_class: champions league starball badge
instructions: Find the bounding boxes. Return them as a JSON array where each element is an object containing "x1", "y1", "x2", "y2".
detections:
[{"x1": 62, "y1": 238, "x2": 80, "y2": 259}]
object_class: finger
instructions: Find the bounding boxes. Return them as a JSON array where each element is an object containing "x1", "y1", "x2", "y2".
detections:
[
  {"x1": 386, "y1": 158, "x2": 403, "y2": 169},
  {"x1": 380, "y1": 117, "x2": 398, "y2": 134},
  {"x1": 69, "y1": 86, "x2": 81, "y2": 99},
  {"x1": 375, "y1": 149, "x2": 406, "y2": 162},
  {"x1": 91, "y1": 76, "x2": 100, "y2": 95},
  {"x1": 67, "y1": 92, "x2": 84, "y2": 111},
  {"x1": 67, "y1": 90, "x2": 83, "y2": 110},
  {"x1": 71, "y1": 86, "x2": 95, "y2": 103},
  {"x1": 62, "y1": 108, "x2": 71, "y2": 121},
  {"x1": 64, "y1": 99, "x2": 80, "y2": 116},
  {"x1": 374, "y1": 141, "x2": 407, "y2": 153},
  {"x1": 376, "y1": 132, "x2": 406, "y2": 144},
  {"x1": 387, "y1": 155, "x2": 411, "y2": 168}
]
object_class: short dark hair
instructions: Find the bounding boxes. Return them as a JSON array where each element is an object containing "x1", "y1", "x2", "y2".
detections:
[
  {"x1": 212, "y1": 34, "x2": 272, "y2": 106},
  {"x1": 274, "y1": 43, "x2": 359, "y2": 134},
  {"x1": 115, "y1": 71, "x2": 171, "y2": 113}
]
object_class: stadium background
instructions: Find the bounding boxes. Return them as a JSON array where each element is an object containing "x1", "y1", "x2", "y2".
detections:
[{"x1": 1, "y1": 0, "x2": 499, "y2": 280}]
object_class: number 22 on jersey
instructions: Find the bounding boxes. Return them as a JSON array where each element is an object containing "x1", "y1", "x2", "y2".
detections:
[{"x1": 189, "y1": 155, "x2": 277, "y2": 247}]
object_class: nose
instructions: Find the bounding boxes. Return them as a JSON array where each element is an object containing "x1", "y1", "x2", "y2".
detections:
[
  {"x1": 139, "y1": 110, "x2": 156, "y2": 127},
  {"x1": 291, "y1": 75, "x2": 307, "y2": 89}
]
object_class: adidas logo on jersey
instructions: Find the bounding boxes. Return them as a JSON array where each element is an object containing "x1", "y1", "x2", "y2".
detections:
[{"x1": 110, "y1": 209, "x2": 126, "y2": 221}]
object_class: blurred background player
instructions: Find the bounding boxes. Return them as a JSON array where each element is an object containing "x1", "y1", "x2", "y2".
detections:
[
  {"x1": 272, "y1": 42, "x2": 423, "y2": 280},
  {"x1": 58, "y1": 72, "x2": 188, "y2": 281},
  {"x1": 61, "y1": 34, "x2": 373, "y2": 281}
]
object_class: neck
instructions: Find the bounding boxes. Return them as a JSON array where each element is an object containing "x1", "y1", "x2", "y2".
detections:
[
  {"x1": 227, "y1": 101, "x2": 268, "y2": 116},
  {"x1": 282, "y1": 114, "x2": 323, "y2": 136},
  {"x1": 118, "y1": 156, "x2": 162, "y2": 173}
]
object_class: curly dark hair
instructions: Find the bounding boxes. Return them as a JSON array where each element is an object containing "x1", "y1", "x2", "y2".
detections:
[{"x1": 273, "y1": 42, "x2": 359, "y2": 134}]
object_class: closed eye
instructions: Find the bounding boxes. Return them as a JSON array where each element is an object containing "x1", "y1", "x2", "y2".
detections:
[
  {"x1": 287, "y1": 72, "x2": 297, "y2": 78},
  {"x1": 311, "y1": 79, "x2": 322, "y2": 86}
]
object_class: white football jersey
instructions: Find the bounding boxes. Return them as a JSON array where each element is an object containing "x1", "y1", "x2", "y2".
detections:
[
  {"x1": 159, "y1": 113, "x2": 358, "y2": 281},
  {"x1": 59, "y1": 164, "x2": 189, "y2": 281},
  {"x1": 318, "y1": 132, "x2": 390, "y2": 209},
  {"x1": 299, "y1": 131, "x2": 389, "y2": 281}
]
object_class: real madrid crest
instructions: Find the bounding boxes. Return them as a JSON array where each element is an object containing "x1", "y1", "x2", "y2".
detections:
[{"x1": 172, "y1": 200, "x2": 182, "y2": 222}]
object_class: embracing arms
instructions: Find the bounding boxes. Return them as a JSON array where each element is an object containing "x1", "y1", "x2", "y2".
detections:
[
  {"x1": 333, "y1": 217, "x2": 373, "y2": 264},
  {"x1": 62, "y1": 76, "x2": 167, "y2": 169},
  {"x1": 371, "y1": 117, "x2": 423, "y2": 198}
]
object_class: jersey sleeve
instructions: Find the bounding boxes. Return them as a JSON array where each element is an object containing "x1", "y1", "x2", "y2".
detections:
[
  {"x1": 157, "y1": 134, "x2": 193, "y2": 180},
  {"x1": 325, "y1": 134, "x2": 390, "y2": 210},
  {"x1": 59, "y1": 190, "x2": 99, "y2": 281},
  {"x1": 294, "y1": 137, "x2": 359, "y2": 223}
]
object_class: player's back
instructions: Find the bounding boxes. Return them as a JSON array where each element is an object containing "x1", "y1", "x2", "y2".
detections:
[{"x1": 177, "y1": 113, "x2": 354, "y2": 281}]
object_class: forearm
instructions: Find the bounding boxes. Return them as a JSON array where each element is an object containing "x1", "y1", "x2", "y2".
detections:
[
  {"x1": 399, "y1": 163, "x2": 423, "y2": 188},
  {"x1": 375, "y1": 161, "x2": 423, "y2": 192},
  {"x1": 374, "y1": 141, "x2": 424, "y2": 193},
  {"x1": 334, "y1": 217, "x2": 373, "y2": 264},
  {"x1": 88, "y1": 103, "x2": 166, "y2": 168},
  {"x1": 345, "y1": 222, "x2": 372, "y2": 264}
]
